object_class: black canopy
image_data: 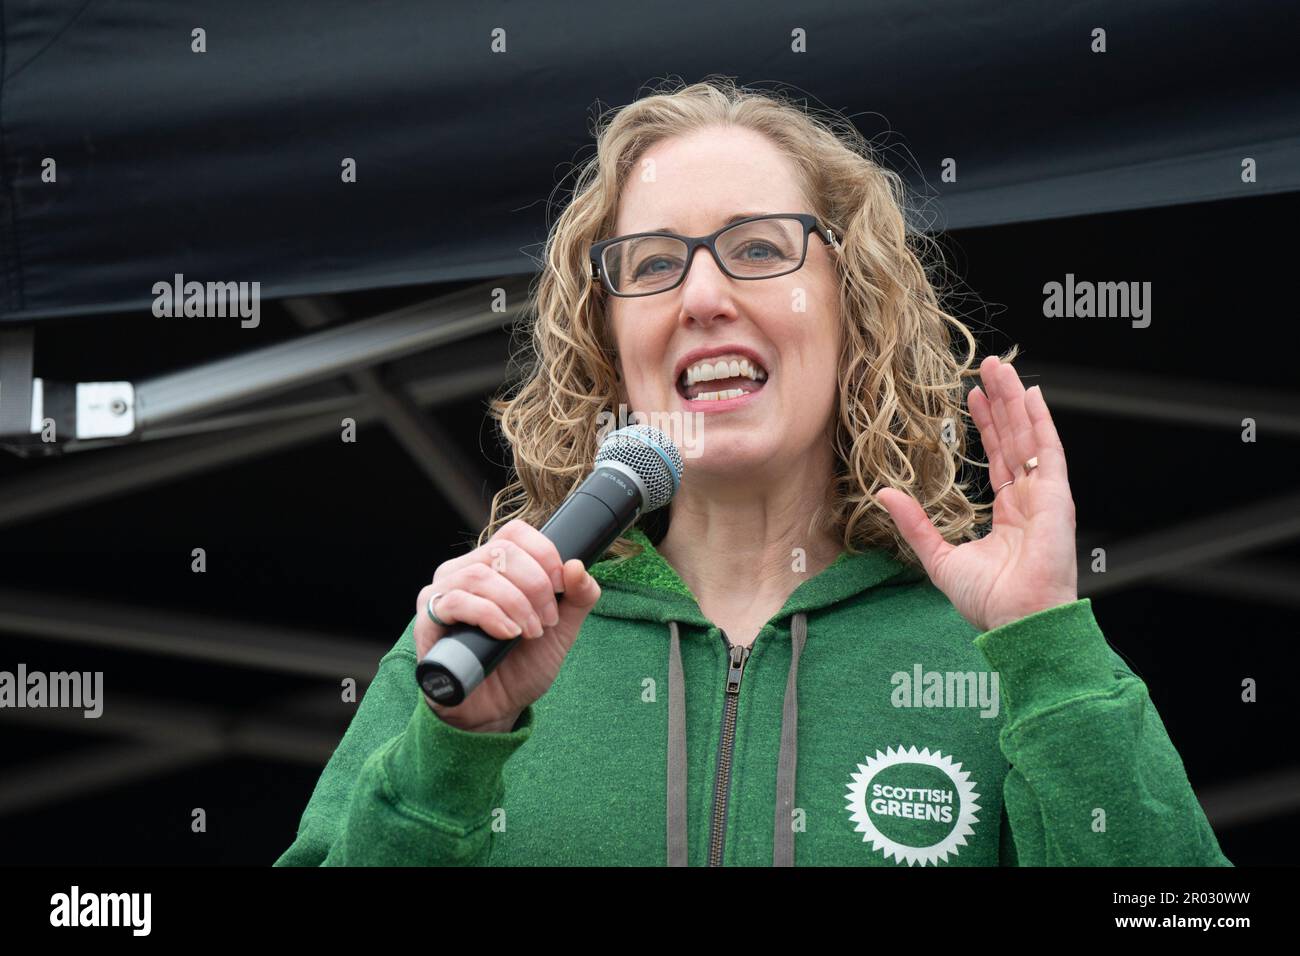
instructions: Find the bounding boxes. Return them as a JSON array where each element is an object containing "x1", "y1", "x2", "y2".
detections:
[{"x1": 3, "y1": 0, "x2": 1298, "y2": 322}]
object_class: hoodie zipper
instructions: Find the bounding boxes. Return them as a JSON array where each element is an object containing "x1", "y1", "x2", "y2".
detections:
[{"x1": 708, "y1": 628, "x2": 751, "y2": 866}]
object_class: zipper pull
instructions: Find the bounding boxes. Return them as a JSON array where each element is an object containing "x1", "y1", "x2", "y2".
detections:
[{"x1": 725, "y1": 643, "x2": 750, "y2": 694}]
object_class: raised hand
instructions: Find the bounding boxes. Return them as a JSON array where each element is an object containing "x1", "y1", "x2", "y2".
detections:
[{"x1": 876, "y1": 355, "x2": 1079, "y2": 633}]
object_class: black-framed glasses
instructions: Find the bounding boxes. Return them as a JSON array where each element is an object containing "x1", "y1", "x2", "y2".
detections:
[{"x1": 589, "y1": 212, "x2": 840, "y2": 298}]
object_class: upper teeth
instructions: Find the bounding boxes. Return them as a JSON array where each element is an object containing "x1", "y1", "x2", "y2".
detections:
[{"x1": 681, "y1": 357, "x2": 768, "y2": 386}]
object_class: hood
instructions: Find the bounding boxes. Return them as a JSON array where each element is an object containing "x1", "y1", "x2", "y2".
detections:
[{"x1": 588, "y1": 526, "x2": 923, "y2": 865}]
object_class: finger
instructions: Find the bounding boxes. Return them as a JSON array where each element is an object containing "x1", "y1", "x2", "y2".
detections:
[
  {"x1": 987, "y1": 358, "x2": 1029, "y2": 481},
  {"x1": 461, "y1": 560, "x2": 554, "y2": 637},
  {"x1": 996, "y1": 360, "x2": 1037, "y2": 477},
  {"x1": 548, "y1": 559, "x2": 601, "y2": 651},
  {"x1": 1024, "y1": 385, "x2": 1069, "y2": 484},
  {"x1": 426, "y1": 567, "x2": 539, "y2": 638},
  {"x1": 497, "y1": 519, "x2": 567, "y2": 594},
  {"x1": 979, "y1": 356, "x2": 1021, "y2": 483},
  {"x1": 977, "y1": 356, "x2": 1019, "y2": 476},
  {"x1": 967, "y1": 385, "x2": 1013, "y2": 490},
  {"x1": 559, "y1": 559, "x2": 601, "y2": 614},
  {"x1": 432, "y1": 521, "x2": 565, "y2": 615},
  {"x1": 875, "y1": 487, "x2": 954, "y2": 579},
  {"x1": 480, "y1": 536, "x2": 562, "y2": 627},
  {"x1": 434, "y1": 535, "x2": 556, "y2": 632},
  {"x1": 419, "y1": 580, "x2": 527, "y2": 641}
]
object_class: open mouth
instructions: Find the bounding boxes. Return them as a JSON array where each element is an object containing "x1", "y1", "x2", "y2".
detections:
[{"x1": 675, "y1": 355, "x2": 768, "y2": 402}]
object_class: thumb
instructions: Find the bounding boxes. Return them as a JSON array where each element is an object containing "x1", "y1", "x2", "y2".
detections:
[
  {"x1": 875, "y1": 487, "x2": 951, "y2": 579},
  {"x1": 555, "y1": 558, "x2": 601, "y2": 625}
]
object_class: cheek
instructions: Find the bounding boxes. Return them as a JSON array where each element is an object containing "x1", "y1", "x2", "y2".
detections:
[
  {"x1": 790, "y1": 372, "x2": 837, "y2": 413},
  {"x1": 782, "y1": 327, "x2": 840, "y2": 418},
  {"x1": 624, "y1": 369, "x2": 666, "y2": 410},
  {"x1": 619, "y1": 330, "x2": 673, "y2": 395}
]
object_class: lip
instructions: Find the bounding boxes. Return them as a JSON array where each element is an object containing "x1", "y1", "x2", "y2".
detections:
[{"x1": 672, "y1": 343, "x2": 771, "y2": 385}]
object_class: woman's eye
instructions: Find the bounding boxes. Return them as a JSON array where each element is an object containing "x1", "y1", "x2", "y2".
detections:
[
  {"x1": 635, "y1": 257, "x2": 677, "y2": 276},
  {"x1": 738, "y1": 242, "x2": 779, "y2": 260}
]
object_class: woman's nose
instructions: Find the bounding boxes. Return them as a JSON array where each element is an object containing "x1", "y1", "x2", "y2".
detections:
[{"x1": 679, "y1": 244, "x2": 734, "y2": 306}]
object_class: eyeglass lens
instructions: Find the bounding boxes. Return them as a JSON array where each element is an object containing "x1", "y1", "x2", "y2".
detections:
[{"x1": 602, "y1": 217, "x2": 807, "y2": 295}]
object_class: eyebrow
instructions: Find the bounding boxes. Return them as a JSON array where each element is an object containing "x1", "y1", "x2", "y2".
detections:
[{"x1": 645, "y1": 212, "x2": 771, "y2": 234}]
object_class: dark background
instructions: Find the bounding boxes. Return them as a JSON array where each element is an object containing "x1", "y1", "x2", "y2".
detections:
[{"x1": 1, "y1": 0, "x2": 1297, "y2": 864}]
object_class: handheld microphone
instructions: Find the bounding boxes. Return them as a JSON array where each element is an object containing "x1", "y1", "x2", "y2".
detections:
[{"x1": 416, "y1": 423, "x2": 684, "y2": 706}]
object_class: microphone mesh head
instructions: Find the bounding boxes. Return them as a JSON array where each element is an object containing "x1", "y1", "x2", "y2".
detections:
[{"x1": 594, "y1": 424, "x2": 683, "y2": 511}]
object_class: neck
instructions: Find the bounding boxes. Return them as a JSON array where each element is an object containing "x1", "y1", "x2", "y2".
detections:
[{"x1": 655, "y1": 441, "x2": 842, "y2": 624}]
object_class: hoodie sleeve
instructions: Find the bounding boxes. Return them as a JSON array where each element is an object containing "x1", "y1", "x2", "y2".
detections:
[
  {"x1": 273, "y1": 615, "x2": 534, "y2": 866},
  {"x1": 972, "y1": 598, "x2": 1232, "y2": 866}
]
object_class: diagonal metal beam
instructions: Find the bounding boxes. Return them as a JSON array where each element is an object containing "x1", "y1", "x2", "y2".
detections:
[
  {"x1": 137, "y1": 276, "x2": 530, "y2": 427},
  {"x1": 1078, "y1": 490, "x2": 1300, "y2": 598},
  {"x1": 350, "y1": 365, "x2": 491, "y2": 532},
  {"x1": 0, "y1": 688, "x2": 349, "y2": 763},
  {"x1": 0, "y1": 742, "x2": 222, "y2": 818},
  {"x1": 0, "y1": 361, "x2": 503, "y2": 529},
  {"x1": 0, "y1": 587, "x2": 384, "y2": 679},
  {"x1": 1079, "y1": 533, "x2": 1300, "y2": 606},
  {"x1": 284, "y1": 296, "x2": 492, "y2": 532},
  {"x1": 1147, "y1": 559, "x2": 1300, "y2": 608},
  {"x1": 1196, "y1": 766, "x2": 1300, "y2": 831},
  {"x1": 1017, "y1": 360, "x2": 1300, "y2": 437},
  {"x1": 142, "y1": 362, "x2": 504, "y2": 443},
  {"x1": 0, "y1": 688, "x2": 355, "y2": 815}
]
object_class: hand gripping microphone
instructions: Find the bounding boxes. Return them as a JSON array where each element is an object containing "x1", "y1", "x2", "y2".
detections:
[{"x1": 417, "y1": 423, "x2": 684, "y2": 706}]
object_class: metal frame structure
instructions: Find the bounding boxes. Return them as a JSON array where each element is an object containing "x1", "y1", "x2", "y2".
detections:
[{"x1": 1, "y1": 275, "x2": 1296, "y2": 836}]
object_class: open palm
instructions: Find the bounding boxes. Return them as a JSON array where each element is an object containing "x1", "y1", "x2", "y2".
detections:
[{"x1": 876, "y1": 355, "x2": 1079, "y2": 633}]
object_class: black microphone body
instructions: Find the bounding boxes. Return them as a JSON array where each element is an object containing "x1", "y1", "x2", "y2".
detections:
[{"x1": 416, "y1": 457, "x2": 658, "y2": 706}]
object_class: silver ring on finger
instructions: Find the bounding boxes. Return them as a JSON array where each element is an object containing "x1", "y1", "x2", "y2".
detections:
[
  {"x1": 426, "y1": 591, "x2": 451, "y2": 627},
  {"x1": 995, "y1": 478, "x2": 1015, "y2": 493}
]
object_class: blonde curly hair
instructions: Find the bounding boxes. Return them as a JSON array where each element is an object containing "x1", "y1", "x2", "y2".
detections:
[{"x1": 478, "y1": 75, "x2": 1015, "y2": 567}]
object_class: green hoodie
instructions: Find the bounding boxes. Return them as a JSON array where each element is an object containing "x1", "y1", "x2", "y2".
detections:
[{"x1": 274, "y1": 526, "x2": 1231, "y2": 867}]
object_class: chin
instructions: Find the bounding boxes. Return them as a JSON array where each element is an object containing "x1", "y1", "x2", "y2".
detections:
[{"x1": 687, "y1": 440, "x2": 777, "y2": 473}]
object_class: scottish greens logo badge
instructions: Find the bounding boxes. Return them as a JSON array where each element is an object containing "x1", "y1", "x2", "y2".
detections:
[{"x1": 845, "y1": 745, "x2": 981, "y2": 866}]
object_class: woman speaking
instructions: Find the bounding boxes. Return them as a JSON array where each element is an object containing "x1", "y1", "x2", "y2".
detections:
[{"x1": 276, "y1": 78, "x2": 1231, "y2": 867}]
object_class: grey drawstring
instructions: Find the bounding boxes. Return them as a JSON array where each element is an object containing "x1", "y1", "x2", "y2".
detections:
[
  {"x1": 665, "y1": 612, "x2": 808, "y2": 866},
  {"x1": 667, "y1": 620, "x2": 688, "y2": 866},
  {"x1": 773, "y1": 611, "x2": 807, "y2": 866}
]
